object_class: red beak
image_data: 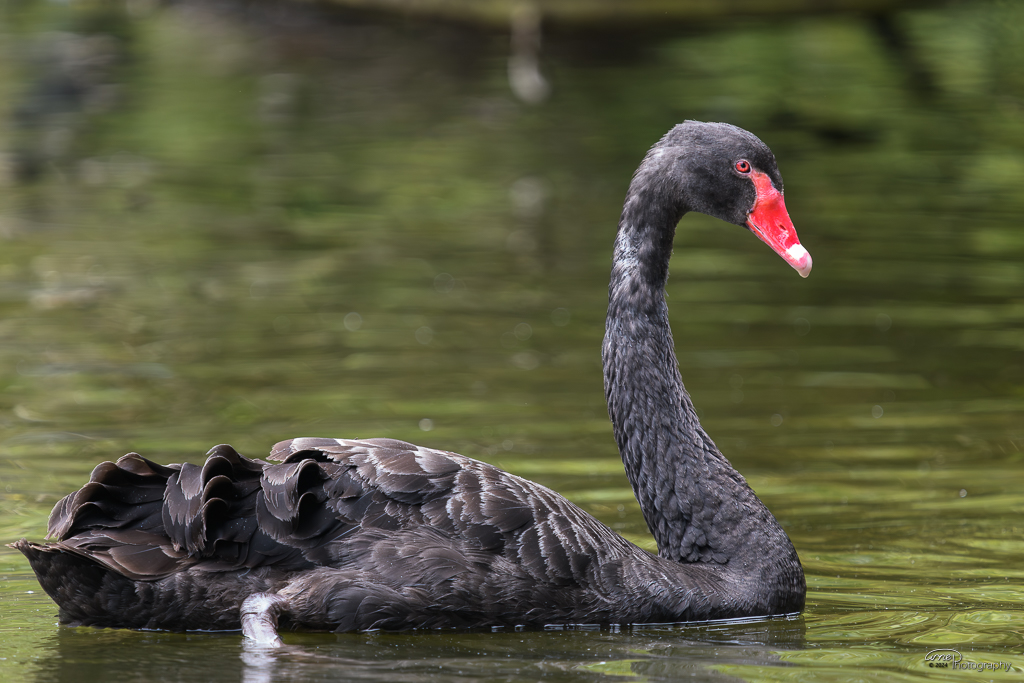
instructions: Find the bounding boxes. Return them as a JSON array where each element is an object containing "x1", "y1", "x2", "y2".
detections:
[{"x1": 746, "y1": 171, "x2": 811, "y2": 278}]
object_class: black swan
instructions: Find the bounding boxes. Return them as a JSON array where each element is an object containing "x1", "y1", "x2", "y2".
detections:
[{"x1": 13, "y1": 121, "x2": 810, "y2": 643}]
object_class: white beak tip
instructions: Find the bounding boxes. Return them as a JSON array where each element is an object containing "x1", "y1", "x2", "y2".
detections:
[{"x1": 786, "y1": 244, "x2": 812, "y2": 278}]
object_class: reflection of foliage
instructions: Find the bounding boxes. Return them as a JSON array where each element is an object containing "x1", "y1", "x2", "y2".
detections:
[
  {"x1": 0, "y1": 1, "x2": 1022, "y2": 463},
  {"x1": 3, "y1": 2, "x2": 135, "y2": 182},
  {"x1": 0, "y1": 0, "x2": 1021, "y2": 541}
]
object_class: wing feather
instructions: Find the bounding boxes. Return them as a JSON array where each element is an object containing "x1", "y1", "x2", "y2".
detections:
[{"x1": 37, "y1": 437, "x2": 648, "y2": 607}]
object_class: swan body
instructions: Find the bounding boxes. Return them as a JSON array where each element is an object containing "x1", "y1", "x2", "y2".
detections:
[{"x1": 14, "y1": 121, "x2": 808, "y2": 639}]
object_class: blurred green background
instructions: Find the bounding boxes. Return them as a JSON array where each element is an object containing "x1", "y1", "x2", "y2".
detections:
[{"x1": 1, "y1": 0, "x2": 1023, "y2": 680}]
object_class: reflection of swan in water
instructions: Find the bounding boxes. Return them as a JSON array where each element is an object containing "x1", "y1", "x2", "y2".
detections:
[
  {"x1": 238, "y1": 619, "x2": 809, "y2": 682},
  {"x1": 508, "y1": 3, "x2": 549, "y2": 104},
  {"x1": 14, "y1": 121, "x2": 809, "y2": 644}
]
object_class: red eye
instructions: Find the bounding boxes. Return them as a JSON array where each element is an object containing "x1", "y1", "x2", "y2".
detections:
[{"x1": 735, "y1": 160, "x2": 751, "y2": 174}]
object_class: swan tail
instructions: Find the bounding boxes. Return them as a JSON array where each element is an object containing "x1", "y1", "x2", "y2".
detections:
[{"x1": 9, "y1": 538, "x2": 141, "y2": 627}]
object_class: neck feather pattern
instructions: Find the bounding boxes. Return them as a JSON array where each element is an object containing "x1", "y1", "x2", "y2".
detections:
[{"x1": 602, "y1": 197, "x2": 800, "y2": 595}]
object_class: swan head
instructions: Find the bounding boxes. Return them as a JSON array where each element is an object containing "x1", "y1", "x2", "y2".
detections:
[{"x1": 644, "y1": 121, "x2": 812, "y2": 278}]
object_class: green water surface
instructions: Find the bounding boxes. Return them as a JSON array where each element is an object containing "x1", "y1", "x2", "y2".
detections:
[{"x1": 0, "y1": 1, "x2": 1023, "y2": 680}]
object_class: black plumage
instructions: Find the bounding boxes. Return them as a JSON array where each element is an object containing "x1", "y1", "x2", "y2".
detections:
[{"x1": 13, "y1": 121, "x2": 808, "y2": 640}]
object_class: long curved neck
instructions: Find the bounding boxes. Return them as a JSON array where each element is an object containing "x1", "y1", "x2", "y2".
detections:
[{"x1": 602, "y1": 189, "x2": 802, "y2": 594}]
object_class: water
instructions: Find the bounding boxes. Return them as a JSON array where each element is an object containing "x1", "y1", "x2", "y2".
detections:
[{"x1": 1, "y1": 1, "x2": 1023, "y2": 680}]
